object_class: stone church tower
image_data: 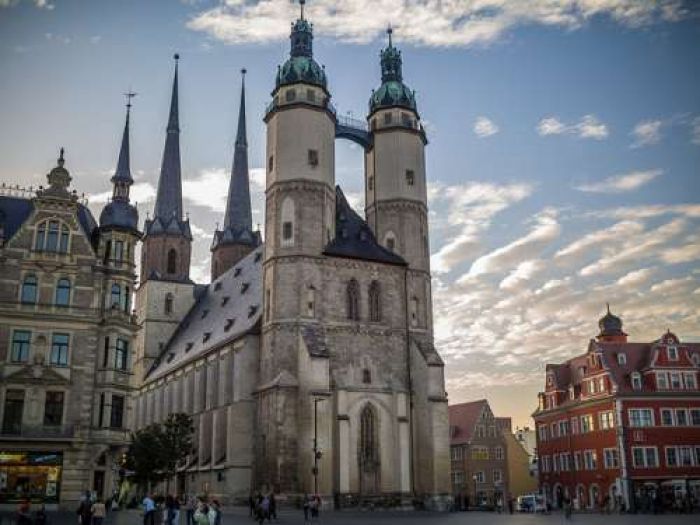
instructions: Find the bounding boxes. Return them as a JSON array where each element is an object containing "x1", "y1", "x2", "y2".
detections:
[
  {"x1": 133, "y1": 55, "x2": 197, "y2": 382},
  {"x1": 256, "y1": 2, "x2": 449, "y2": 507}
]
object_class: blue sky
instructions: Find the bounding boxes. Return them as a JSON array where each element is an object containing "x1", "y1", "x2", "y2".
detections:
[{"x1": 1, "y1": 0, "x2": 699, "y2": 427}]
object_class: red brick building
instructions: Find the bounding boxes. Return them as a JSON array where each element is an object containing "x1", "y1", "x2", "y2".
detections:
[{"x1": 533, "y1": 308, "x2": 700, "y2": 511}]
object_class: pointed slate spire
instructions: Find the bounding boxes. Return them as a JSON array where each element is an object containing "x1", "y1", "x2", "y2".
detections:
[
  {"x1": 112, "y1": 92, "x2": 135, "y2": 198},
  {"x1": 223, "y1": 68, "x2": 252, "y2": 232},
  {"x1": 154, "y1": 54, "x2": 183, "y2": 221}
]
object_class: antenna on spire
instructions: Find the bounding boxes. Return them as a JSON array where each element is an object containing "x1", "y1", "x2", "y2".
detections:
[
  {"x1": 125, "y1": 90, "x2": 137, "y2": 118},
  {"x1": 174, "y1": 53, "x2": 180, "y2": 62},
  {"x1": 300, "y1": 0, "x2": 306, "y2": 20},
  {"x1": 387, "y1": 24, "x2": 393, "y2": 46},
  {"x1": 241, "y1": 68, "x2": 247, "y2": 83},
  {"x1": 606, "y1": 302, "x2": 610, "y2": 314}
]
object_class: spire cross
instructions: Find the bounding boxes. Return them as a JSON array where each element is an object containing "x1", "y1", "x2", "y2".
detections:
[
  {"x1": 387, "y1": 25, "x2": 393, "y2": 46},
  {"x1": 125, "y1": 90, "x2": 137, "y2": 109},
  {"x1": 58, "y1": 147, "x2": 65, "y2": 166},
  {"x1": 300, "y1": 0, "x2": 306, "y2": 20}
]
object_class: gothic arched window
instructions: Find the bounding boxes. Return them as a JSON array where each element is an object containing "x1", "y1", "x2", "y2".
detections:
[
  {"x1": 21, "y1": 274, "x2": 38, "y2": 304},
  {"x1": 360, "y1": 404, "x2": 379, "y2": 470},
  {"x1": 164, "y1": 293, "x2": 174, "y2": 315},
  {"x1": 347, "y1": 279, "x2": 360, "y2": 321},
  {"x1": 368, "y1": 281, "x2": 381, "y2": 322},
  {"x1": 167, "y1": 249, "x2": 177, "y2": 274},
  {"x1": 55, "y1": 278, "x2": 71, "y2": 306}
]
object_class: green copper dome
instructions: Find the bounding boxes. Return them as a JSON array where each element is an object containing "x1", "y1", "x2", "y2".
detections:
[
  {"x1": 276, "y1": 55, "x2": 327, "y2": 90},
  {"x1": 369, "y1": 29, "x2": 417, "y2": 114},
  {"x1": 275, "y1": 14, "x2": 327, "y2": 90}
]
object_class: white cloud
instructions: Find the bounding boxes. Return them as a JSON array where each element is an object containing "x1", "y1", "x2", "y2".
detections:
[
  {"x1": 429, "y1": 181, "x2": 532, "y2": 273},
  {"x1": 189, "y1": 223, "x2": 211, "y2": 240},
  {"x1": 473, "y1": 117, "x2": 499, "y2": 138},
  {"x1": 631, "y1": 119, "x2": 662, "y2": 147},
  {"x1": 499, "y1": 259, "x2": 545, "y2": 290},
  {"x1": 537, "y1": 117, "x2": 566, "y2": 136},
  {"x1": 0, "y1": 0, "x2": 53, "y2": 8},
  {"x1": 182, "y1": 168, "x2": 230, "y2": 212},
  {"x1": 575, "y1": 169, "x2": 662, "y2": 193},
  {"x1": 616, "y1": 268, "x2": 654, "y2": 287},
  {"x1": 536, "y1": 114, "x2": 608, "y2": 139},
  {"x1": 660, "y1": 243, "x2": 700, "y2": 264},
  {"x1": 89, "y1": 182, "x2": 156, "y2": 205},
  {"x1": 589, "y1": 204, "x2": 700, "y2": 220},
  {"x1": 555, "y1": 220, "x2": 644, "y2": 259},
  {"x1": 186, "y1": 0, "x2": 685, "y2": 48},
  {"x1": 462, "y1": 208, "x2": 560, "y2": 280}
]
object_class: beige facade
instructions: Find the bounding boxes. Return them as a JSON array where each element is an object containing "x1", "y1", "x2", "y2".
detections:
[{"x1": 0, "y1": 155, "x2": 139, "y2": 509}]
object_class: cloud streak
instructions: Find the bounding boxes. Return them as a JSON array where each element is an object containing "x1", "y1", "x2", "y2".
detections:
[
  {"x1": 537, "y1": 114, "x2": 609, "y2": 140},
  {"x1": 575, "y1": 169, "x2": 662, "y2": 193},
  {"x1": 186, "y1": 0, "x2": 686, "y2": 48},
  {"x1": 473, "y1": 117, "x2": 499, "y2": 138}
]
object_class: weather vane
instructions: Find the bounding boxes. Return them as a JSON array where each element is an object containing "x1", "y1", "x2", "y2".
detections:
[{"x1": 125, "y1": 90, "x2": 137, "y2": 109}]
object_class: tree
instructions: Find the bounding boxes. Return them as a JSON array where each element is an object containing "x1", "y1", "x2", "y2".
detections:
[
  {"x1": 161, "y1": 413, "x2": 195, "y2": 492},
  {"x1": 124, "y1": 413, "x2": 194, "y2": 494},
  {"x1": 124, "y1": 424, "x2": 168, "y2": 492}
]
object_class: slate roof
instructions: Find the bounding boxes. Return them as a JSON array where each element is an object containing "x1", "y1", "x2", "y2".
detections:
[
  {"x1": 448, "y1": 399, "x2": 489, "y2": 445},
  {"x1": 323, "y1": 186, "x2": 406, "y2": 266},
  {"x1": 145, "y1": 245, "x2": 264, "y2": 382},
  {"x1": 0, "y1": 195, "x2": 98, "y2": 246}
]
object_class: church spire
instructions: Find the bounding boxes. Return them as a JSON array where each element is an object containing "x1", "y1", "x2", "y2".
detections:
[
  {"x1": 210, "y1": 68, "x2": 260, "y2": 280},
  {"x1": 112, "y1": 92, "x2": 135, "y2": 201},
  {"x1": 224, "y1": 68, "x2": 252, "y2": 231},
  {"x1": 154, "y1": 54, "x2": 183, "y2": 221}
]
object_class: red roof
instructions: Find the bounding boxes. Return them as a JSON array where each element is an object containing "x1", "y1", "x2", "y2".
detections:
[{"x1": 448, "y1": 399, "x2": 489, "y2": 445}]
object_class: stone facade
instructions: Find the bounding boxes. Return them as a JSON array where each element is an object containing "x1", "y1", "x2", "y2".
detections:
[{"x1": 0, "y1": 153, "x2": 139, "y2": 509}]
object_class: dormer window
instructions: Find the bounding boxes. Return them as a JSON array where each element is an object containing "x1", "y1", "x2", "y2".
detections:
[
  {"x1": 201, "y1": 309, "x2": 209, "y2": 319},
  {"x1": 35, "y1": 220, "x2": 69, "y2": 253},
  {"x1": 241, "y1": 282, "x2": 250, "y2": 294},
  {"x1": 254, "y1": 252, "x2": 262, "y2": 263},
  {"x1": 617, "y1": 353, "x2": 626, "y2": 365},
  {"x1": 248, "y1": 305, "x2": 258, "y2": 318},
  {"x1": 214, "y1": 282, "x2": 222, "y2": 291},
  {"x1": 185, "y1": 342, "x2": 194, "y2": 352},
  {"x1": 668, "y1": 346, "x2": 678, "y2": 361},
  {"x1": 203, "y1": 332, "x2": 211, "y2": 343},
  {"x1": 221, "y1": 296, "x2": 230, "y2": 306},
  {"x1": 234, "y1": 267, "x2": 242, "y2": 277},
  {"x1": 631, "y1": 372, "x2": 642, "y2": 391},
  {"x1": 546, "y1": 375, "x2": 553, "y2": 387},
  {"x1": 224, "y1": 318, "x2": 235, "y2": 332}
]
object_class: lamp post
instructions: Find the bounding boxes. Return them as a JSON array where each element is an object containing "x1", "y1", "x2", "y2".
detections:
[
  {"x1": 312, "y1": 397, "x2": 326, "y2": 496},
  {"x1": 472, "y1": 474, "x2": 478, "y2": 510}
]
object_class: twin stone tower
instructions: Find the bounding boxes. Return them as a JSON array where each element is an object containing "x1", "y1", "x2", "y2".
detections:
[{"x1": 131, "y1": 5, "x2": 450, "y2": 509}]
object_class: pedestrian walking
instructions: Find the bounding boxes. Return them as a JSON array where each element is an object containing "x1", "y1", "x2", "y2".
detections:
[
  {"x1": 185, "y1": 494, "x2": 196, "y2": 525},
  {"x1": 91, "y1": 499, "x2": 106, "y2": 525},
  {"x1": 77, "y1": 495, "x2": 93, "y2": 525},
  {"x1": 269, "y1": 493, "x2": 277, "y2": 520},
  {"x1": 193, "y1": 499, "x2": 209, "y2": 525},
  {"x1": 302, "y1": 494, "x2": 310, "y2": 523},
  {"x1": 142, "y1": 494, "x2": 156, "y2": 525}
]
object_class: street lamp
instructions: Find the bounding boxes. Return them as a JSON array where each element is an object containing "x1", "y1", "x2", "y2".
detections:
[
  {"x1": 472, "y1": 474, "x2": 478, "y2": 510},
  {"x1": 312, "y1": 397, "x2": 327, "y2": 496}
]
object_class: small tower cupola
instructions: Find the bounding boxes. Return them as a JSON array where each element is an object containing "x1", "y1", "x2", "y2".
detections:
[
  {"x1": 275, "y1": 0, "x2": 327, "y2": 91},
  {"x1": 99, "y1": 94, "x2": 140, "y2": 233},
  {"x1": 596, "y1": 304, "x2": 628, "y2": 343},
  {"x1": 43, "y1": 148, "x2": 73, "y2": 198},
  {"x1": 369, "y1": 27, "x2": 417, "y2": 115}
]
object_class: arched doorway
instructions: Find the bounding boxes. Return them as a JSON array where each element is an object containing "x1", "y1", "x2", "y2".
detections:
[
  {"x1": 576, "y1": 484, "x2": 586, "y2": 510},
  {"x1": 358, "y1": 403, "x2": 380, "y2": 495},
  {"x1": 553, "y1": 483, "x2": 564, "y2": 509}
]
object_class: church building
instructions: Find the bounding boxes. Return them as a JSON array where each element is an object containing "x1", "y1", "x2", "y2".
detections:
[{"x1": 133, "y1": 3, "x2": 450, "y2": 509}]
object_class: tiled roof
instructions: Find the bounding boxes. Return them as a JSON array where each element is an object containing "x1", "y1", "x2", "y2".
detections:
[
  {"x1": 145, "y1": 245, "x2": 264, "y2": 381},
  {"x1": 448, "y1": 399, "x2": 488, "y2": 445},
  {"x1": 323, "y1": 186, "x2": 406, "y2": 266},
  {"x1": 0, "y1": 195, "x2": 98, "y2": 247}
]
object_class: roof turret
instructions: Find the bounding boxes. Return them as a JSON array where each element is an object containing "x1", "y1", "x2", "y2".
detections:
[
  {"x1": 598, "y1": 304, "x2": 626, "y2": 338},
  {"x1": 275, "y1": 0, "x2": 327, "y2": 91},
  {"x1": 100, "y1": 95, "x2": 140, "y2": 233},
  {"x1": 369, "y1": 27, "x2": 417, "y2": 115}
]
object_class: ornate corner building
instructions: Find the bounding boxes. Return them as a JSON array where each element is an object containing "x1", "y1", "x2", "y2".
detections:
[
  {"x1": 1, "y1": 3, "x2": 450, "y2": 510},
  {"x1": 533, "y1": 308, "x2": 700, "y2": 512},
  {"x1": 0, "y1": 103, "x2": 140, "y2": 506}
]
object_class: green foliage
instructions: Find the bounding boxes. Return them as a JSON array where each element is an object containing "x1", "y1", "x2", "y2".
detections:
[{"x1": 125, "y1": 413, "x2": 194, "y2": 490}]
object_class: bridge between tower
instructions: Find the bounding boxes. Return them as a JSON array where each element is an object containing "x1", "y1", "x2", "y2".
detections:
[{"x1": 335, "y1": 114, "x2": 372, "y2": 150}]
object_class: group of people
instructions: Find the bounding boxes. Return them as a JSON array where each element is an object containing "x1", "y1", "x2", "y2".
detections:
[
  {"x1": 247, "y1": 493, "x2": 277, "y2": 523},
  {"x1": 142, "y1": 494, "x2": 222, "y2": 525},
  {"x1": 14, "y1": 500, "x2": 48, "y2": 525}
]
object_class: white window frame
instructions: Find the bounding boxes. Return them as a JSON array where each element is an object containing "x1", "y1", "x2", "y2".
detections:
[
  {"x1": 667, "y1": 346, "x2": 678, "y2": 361},
  {"x1": 599, "y1": 411, "x2": 614, "y2": 430},
  {"x1": 690, "y1": 408, "x2": 700, "y2": 426},
  {"x1": 669, "y1": 372, "x2": 682, "y2": 390},
  {"x1": 675, "y1": 408, "x2": 689, "y2": 426},
  {"x1": 617, "y1": 353, "x2": 627, "y2": 365},
  {"x1": 660, "y1": 408, "x2": 675, "y2": 426},
  {"x1": 631, "y1": 372, "x2": 642, "y2": 390},
  {"x1": 603, "y1": 448, "x2": 619, "y2": 469},
  {"x1": 628, "y1": 408, "x2": 654, "y2": 428},
  {"x1": 684, "y1": 372, "x2": 697, "y2": 390},
  {"x1": 580, "y1": 414, "x2": 594, "y2": 433},
  {"x1": 632, "y1": 446, "x2": 658, "y2": 468},
  {"x1": 656, "y1": 372, "x2": 668, "y2": 390},
  {"x1": 584, "y1": 450, "x2": 597, "y2": 470}
]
